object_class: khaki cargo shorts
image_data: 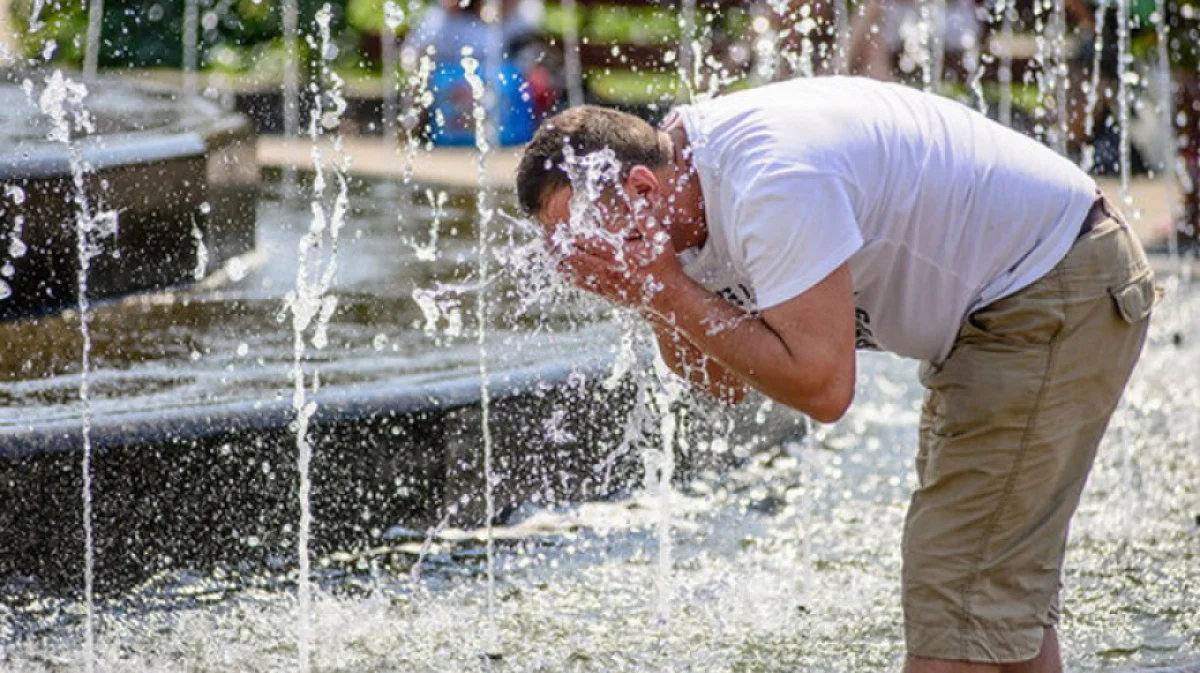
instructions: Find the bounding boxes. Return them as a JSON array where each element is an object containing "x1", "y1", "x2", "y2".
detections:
[{"x1": 904, "y1": 202, "x2": 1157, "y2": 663}]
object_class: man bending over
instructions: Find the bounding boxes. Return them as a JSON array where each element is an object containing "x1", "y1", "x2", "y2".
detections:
[{"x1": 515, "y1": 76, "x2": 1156, "y2": 672}]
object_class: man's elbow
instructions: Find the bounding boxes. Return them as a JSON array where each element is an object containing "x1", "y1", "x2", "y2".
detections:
[
  {"x1": 807, "y1": 387, "x2": 853, "y2": 424},
  {"x1": 784, "y1": 376, "x2": 854, "y2": 424}
]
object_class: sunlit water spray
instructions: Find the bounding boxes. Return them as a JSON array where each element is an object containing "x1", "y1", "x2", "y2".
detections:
[
  {"x1": 182, "y1": 0, "x2": 199, "y2": 96},
  {"x1": 1083, "y1": 0, "x2": 1111, "y2": 173},
  {"x1": 559, "y1": 0, "x2": 584, "y2": 108},
  {"x1": 832, "y1": 0, "x2": 849, "y2": 74},
  {"x1": 1153, "y1": 0, "x2": 1183, "y2": 264},
  {"x1": 1052, "y1": 0, "x2": 1070, "y2": 153},
  {"x1": 928, "y1": 0, "x2": 949, "y2": 92},
  {"x1": 997, "y1": 0, "x2": 1016, "y2": 126},
  {"x1": 0, "y1": 185, "x2": 28, "y2": 301},
  {"x1": 282, "y1": 6, "x2": 350, "y2": 669},
  {"x1": 460, "y1": 43, "x2": 500, "y2": 647},
  {"x1": 281, "y1": 0, "x2": 301, "y2": 195},
  {"x1": 84, "y1": 0, "x2": 103, "y2": 77},
  {"x1": 1118, "y1": 0, "x2": 1134, "y2": 211},
  {"x1": 3, "y1": 183, "x2": 1197, "y2": 671},
  {"x1": 381, "y1": 0, "x2": 404, "y2": 143},
  {"x1": 32, "y1": 69, "x2": 119, "y2": 673}
]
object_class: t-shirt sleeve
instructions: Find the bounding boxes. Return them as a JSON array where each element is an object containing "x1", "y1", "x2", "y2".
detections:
[{"x1": 730, "y1": 168, "x2": 864, "y2": 310}]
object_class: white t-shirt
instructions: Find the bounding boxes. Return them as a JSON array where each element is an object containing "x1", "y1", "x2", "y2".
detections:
[{"x1": 674, "y1": 77, "x2": 1097, "y2": 363}]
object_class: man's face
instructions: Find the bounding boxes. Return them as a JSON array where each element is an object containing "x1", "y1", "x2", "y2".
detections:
[
  {"x1": 532, "y1": 174, "x2": 680, "y2": 310},
  {"x1": 535, "y1": 180, "x2": 656, "y2": 260}
]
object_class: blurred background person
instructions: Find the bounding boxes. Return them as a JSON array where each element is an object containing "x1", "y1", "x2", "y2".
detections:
[
  {"x1": 404, "y1": 0, "x2": 556, "y2": 145},
  {"x1": 406, "y1": 0, "x2": 542, "y2": 65},
  {"x1": 848, "y1": 0, "x2": 980, "y2": 84}
]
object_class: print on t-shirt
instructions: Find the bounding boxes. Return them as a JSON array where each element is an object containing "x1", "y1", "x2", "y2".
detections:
[
  {"x1": 716, "y1": 283, "x2": 754, "y2": 310},
  {"x1": 855, "y1": 305, "x2": 880, "y2": 351}
]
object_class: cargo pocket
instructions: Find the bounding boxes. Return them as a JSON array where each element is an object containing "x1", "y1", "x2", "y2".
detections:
[{"x1": 1108, "y1": 271, "x2": 1159, "y2": 324}]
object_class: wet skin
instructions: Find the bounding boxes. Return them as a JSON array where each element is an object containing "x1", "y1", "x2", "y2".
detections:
[{"x1": 532, "y1": 128, "x2": 856, "y2": 423}]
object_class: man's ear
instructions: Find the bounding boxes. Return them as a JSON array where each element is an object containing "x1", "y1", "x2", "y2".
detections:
[{"x1": 624, "y1": 165, "x2": 661, "y2": 200}]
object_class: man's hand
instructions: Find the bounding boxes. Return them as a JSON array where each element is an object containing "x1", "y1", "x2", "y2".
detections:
[
  {"x1": 555, "y1": 208, "x2": 682, "y2": 310},
  {"x1": 547, "y1": 194, "x2": 855, "y2": 423}
]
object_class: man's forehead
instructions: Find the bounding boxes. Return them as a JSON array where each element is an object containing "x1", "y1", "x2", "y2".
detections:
[{"x1": 537, "y1": 186, "x2": 573, "y2": 227}]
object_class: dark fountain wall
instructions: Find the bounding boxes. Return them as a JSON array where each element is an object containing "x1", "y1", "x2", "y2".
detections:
[{"x1": 0, "y1": 73, "x2": 258, "y2": 320}]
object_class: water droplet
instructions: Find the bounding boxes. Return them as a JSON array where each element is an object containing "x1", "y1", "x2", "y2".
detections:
[
  {"x1": 383, "y1": 1, "x2": 405, "y2": 30},
  {"x1": 4, "y1": 185, "x2": 25, "y2": 204},
  {"x1": 0, "y1": 280, "x2": 9, "y2": 300},
  {"x1": 236, "y1": 343, "x2": 249, "y2": 356}
]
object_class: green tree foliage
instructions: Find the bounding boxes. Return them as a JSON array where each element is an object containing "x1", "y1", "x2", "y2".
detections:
[{"x1": 9, "y1": 0, "x2": 353, "y2": 71}]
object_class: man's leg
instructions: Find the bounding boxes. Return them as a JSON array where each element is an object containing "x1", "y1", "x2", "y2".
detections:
[
  {"x1": 902, "y1": 214, "x2": 1154, "y2": 668},
  {"x1": 904, "y1": 627, "x2": 1061, "y2": 673}
]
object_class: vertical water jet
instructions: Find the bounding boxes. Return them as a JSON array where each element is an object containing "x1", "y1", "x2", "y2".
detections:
[
  {"x1": 998, "y1": 0, "x2": 1016, "y2": 126},
  {"x1": 84, "y1": 0, "x2": 103, "y2": 77},
  {"x1": 561, "y1": 0, "x2": 584, "y2": 107},
  {"x1": 282, "y1": 0, "x2": 300, "y2": 192},
  {"x1": 182, "y1": 0, "x2": 199, "y2": 96}
]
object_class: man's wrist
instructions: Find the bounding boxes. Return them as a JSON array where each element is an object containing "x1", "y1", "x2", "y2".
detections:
[{"x1": 643, "y1": 271, "x2": 689, "y2": 324}]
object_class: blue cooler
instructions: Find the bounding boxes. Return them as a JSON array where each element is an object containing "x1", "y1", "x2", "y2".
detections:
[{"x1": 428, "y1": 60, "x2": 537, "y2": 146}]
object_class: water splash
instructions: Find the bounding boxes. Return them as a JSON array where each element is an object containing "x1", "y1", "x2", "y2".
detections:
[
  {"x1": 560, "y1": 0, "x2": 585, "y2": 108},
  {"x1": 1083, "y1": 0, "x2": 1111, "y2": 173},
  {"x1": 1032, "y1": 0, "x2": 1051, "y2": 144},
  {"x1": 405, "y1": 188, "x2": 446, "y2": 262},
  {"x1": 678, "y1": 0, "x2": 697, "y2": 99},
  {"x1": 1154, "y1": 0, "x2": 1181, "y2": 263},
  {"x1": 997, "y1": 0, "x2": 1016, "y2": 127},
  {"x1": 281, "y1": 0, "x2": 301, "y2": 194},
  {"x1": 400, "y1": 49, "x2": 435, "y2": 186},
  {"x1": 1117, "y1": 0, "x2": 1133, "y2": 211},
  {"x1": 182, "y1": 0, "x2": 200, "y2": 96},
  {"x1": 831, "y1": 0, "x2": 850, "y2": 75},
  {"x1": 282, "y1": 6, "x2": 350, "y2": 669},
  {"x1": 84, "y1": 0, "x2": 103, "y2": 77},
  {"x1": 26, "y1": 0, "x2": 48, "y2": 32},
  {"x1": 925, "y1": 0, "x2": 949, "y2": 93},
  {"x1": 647, "y1": 356, "x2": 682, "y2": 628},
  {"x1": 464, "y1": 14, "x2": 501, "y2": 648},
  {"x1": 35, "y1": 69, "x2": 119, "y2": 673},
  {"x1": 1052, "y1": 0, "x2": 1070, "y2": 154},
  {"x1": 381, "y1": 0, "x2": 405, "y2": 142},
  {"x1": 0, "y1": 185, "x2": 27, "y2": 301}
]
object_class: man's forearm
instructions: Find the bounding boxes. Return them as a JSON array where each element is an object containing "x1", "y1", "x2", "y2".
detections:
[
  {"x1": 643, "y1": 272, "x2": 853, "y2": 423},
  {"x1": 649, "y1": 315, "x2": 749, "y2": 405}
]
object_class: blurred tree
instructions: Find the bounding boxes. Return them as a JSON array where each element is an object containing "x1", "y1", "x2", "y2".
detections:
[{"x1": 9, "y1": 0, "x2": 355, "y2": 72}]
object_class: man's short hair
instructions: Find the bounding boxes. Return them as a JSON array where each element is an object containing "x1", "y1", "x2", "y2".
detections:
[{"x1": 516, "y1": 105, "x2": 670, "y2": 217}]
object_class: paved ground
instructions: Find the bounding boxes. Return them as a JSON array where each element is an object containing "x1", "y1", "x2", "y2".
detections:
[
  {"x1": 257, "y1": 136, "x2": 523, "y2": 193},
  {"x1": 258, "y1": 136, "x2": 1185, "y2": 251}
]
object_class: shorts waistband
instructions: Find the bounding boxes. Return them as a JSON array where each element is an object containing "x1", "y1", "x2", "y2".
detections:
[{"x1": 1078, "y1": 194, "x2": 1117, "y2": 239}]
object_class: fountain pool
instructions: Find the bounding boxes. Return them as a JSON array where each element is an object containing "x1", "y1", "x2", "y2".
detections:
[
  {"x1": 2, "y1": 1, "x2": 1200, "y2": 670},
  {"x1": 0, "y1": 259, "x2": 1196, "y2": 672}
]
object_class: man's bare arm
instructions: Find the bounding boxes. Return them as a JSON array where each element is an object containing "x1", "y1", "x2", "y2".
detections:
[
  {"x1": 648, "y1": 314, "x2": 750, "y2": 405},
  {"x1": 557, "y1": 203, "x2": 856, "y2": 422},
  {"x1": 642, "y1": 264, "x2": 857, "y2": 423}
]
